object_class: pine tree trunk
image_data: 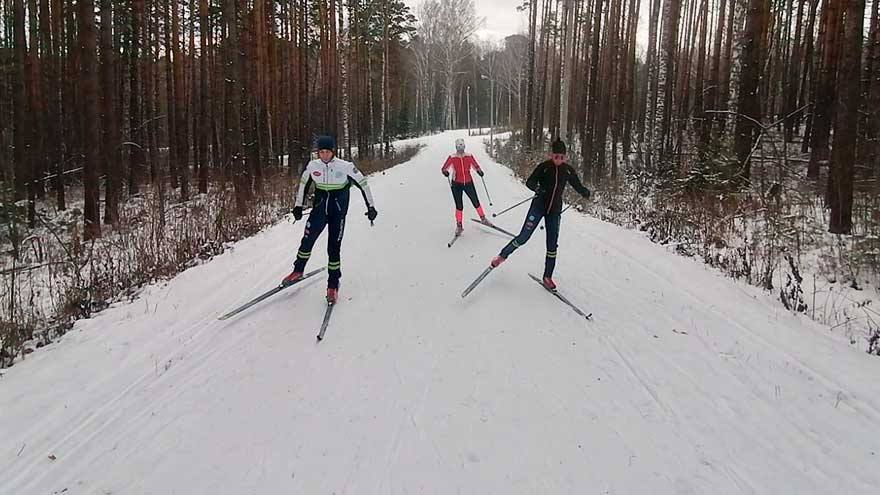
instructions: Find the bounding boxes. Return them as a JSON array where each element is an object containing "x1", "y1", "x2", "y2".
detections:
[
  {"x1": 594, "y1": 0, "x2": 618, "y2": 182},
  {"x1": 189, "y1": 5, "x2": 198, "y2": 186},
  {"x1": 300, "y1": 0, "x2": 311, "y2": 166},
  {"x1": 784, "y1": 0, "x2": 806, "y2": 141},
  {"x1": 707, "y1": 0, "x2": 727, "y2": 143},
  {"x1": 639, "y1": 0, "x2": 661, "y2": 162},
  {"x1": 828, "y1": 0, "x2": 864, "y2": 233},
  {"x1": 676, "y1": 0, "x2": 698, "y2": 132},
  {"x1": 526, "y1": 0, "x2": 538, "y2": 149},
  {"x1": 621, "y1": 0, "x2": 639, "y2": 156},
  {"x1": 808, "y1": 0, "x2": 843, "y2": 179},
  {"x1": 25, "y1": 0, "x2": 46, "y2": 217},
  {"x1": 64, "y1": 0, "x2": 81, "y2": 195},
  {"x1": 100, "y1": 0, "x2": 120, "y2": 224},
  {"x1": 582, "y1": 0, "x2": 604, "y2": 177},
  {"x1": 46, "y1": 0, "x2": 65, "y2": 209},
  {"x1": 129, "y1": 0, "x2": 145, "y2": 195},
  {"x1": 165, "y1": 0, "x2": 178, "y2": 188},
  {"x1": 242, "y1": 4, "x2": 255, "y2": 190},
  {"x1": 381, "y1": 0, "x2": 389, "y2": 155},
  {"x1": 559, "y1": 0, "x2": 576, "y2": 141},
  {"x1": 655, "y1": 0, "x2": 681, "y2": 171},
  {"x1": 865, "y1": 0, "x2": 880, "y2": 172},
  {"x1": 80, "y1": 0, "x2": 102, "y2": 238},
  {"x1": 26, "y1": 0, "x2": 43, "y2": 214},
  {"x1": 225, "y1": 0, "x2": 247, "y2": 213},
  {"x1": 330, "y1": 0, "x2": 338, "y2": 139},
  {"x1": 147, "y1": 0, "x2": 160, "y2": 183},
  {"x1": 199, "y1": 0, "x2": 210, "y2": 192},
  {"x1": 340, "y1": 0, "x2": 351, "y2": 155},
  {"x1": 172, "y1": 0, "x2": 189, "y2": 200},
  {"x1": 12, "y1": 0, "x2": 29, "y2": 223},
  {"x1": 734, "y1": 0, "x2": 767, "y2": 183},
  {"x1": 694, "y1": 0, "x2": 709, "y2": 141},
  {"x1": 721, "y1": 0, "x2": 746, "y2": 133},
  {"x1": 552, "y1": 0, "x2": 564, "y2": 139},
  {"x1": 533, "y1": 0, "x2": 554, "y2": 148},
  {"x1": 799, "y1": 0, "x2": 820, "y2": 152}
]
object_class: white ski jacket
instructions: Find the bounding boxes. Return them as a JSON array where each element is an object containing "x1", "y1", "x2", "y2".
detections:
[{"x1": 295, "y1": 157, "x2": 375, "y2": 208}]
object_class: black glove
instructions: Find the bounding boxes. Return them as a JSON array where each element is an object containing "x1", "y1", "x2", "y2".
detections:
[
  {"x1": 292, "y1": 206, "x2": 303, "y2": 221},
  {"x1": 366, "y1": 206, "x2": 378, "y2": 222},
  {"x1": 442, "y1": 170, "x2": 450, "y2": 177},
  {"x1": 477, "y1": 169, "x2": 484, "y2": 177},
  {"x1": 582, "y1": 188, "x2": 592, "y2": 200}
]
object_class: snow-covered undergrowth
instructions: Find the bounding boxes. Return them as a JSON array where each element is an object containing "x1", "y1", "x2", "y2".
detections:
[{"x1": 489, "y1": 132, "x2": 880, "y2": 355}]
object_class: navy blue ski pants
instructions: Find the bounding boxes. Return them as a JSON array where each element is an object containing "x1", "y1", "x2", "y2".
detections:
[
  {"x1": 498, "y1": 200, "x2": 561, "y2": 278},
  {"x1": 293, "y1": 190, "x2": 349, "y2": 289}
]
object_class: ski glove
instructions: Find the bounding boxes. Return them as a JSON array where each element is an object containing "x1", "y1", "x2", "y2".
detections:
[
  {"x1": 442, "y1": 170, "x2": 450, "y2": 177},
  {"x1": 582, "y1": 188, "x2": 591, "y2": 200},
  {"x1": 292, "y1": 206, "x2": 303, "y2": 221},
  {"x1": 477, "y1": 169, "x2": 484, "y2": 177},
  {"x1": 366, "y1": 206, "x2": 378, "y2": 222}
]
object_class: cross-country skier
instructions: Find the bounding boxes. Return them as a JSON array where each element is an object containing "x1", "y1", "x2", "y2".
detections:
[
  {"x1": 489, "y1": 137, "x2": 590, "y2": 290},
  {"x1": 442, "y1": 138, "x2": 491, "y2": 235},
  {"x1": 282, "y1": 135, "x2": 378, "y2": 303}
]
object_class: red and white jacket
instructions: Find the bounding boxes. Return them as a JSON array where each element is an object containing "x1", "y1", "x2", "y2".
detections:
[{"x1": 441, "y1": 153, "x2": 482, "y2": 184}]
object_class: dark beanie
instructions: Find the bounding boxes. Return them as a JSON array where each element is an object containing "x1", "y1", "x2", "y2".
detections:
[
  {"x1": 316, "y1": 135, "x2": 336, "y2": 151},
  {"x1": 551, "y1": 138, "x2": 566, "y2": 154}
]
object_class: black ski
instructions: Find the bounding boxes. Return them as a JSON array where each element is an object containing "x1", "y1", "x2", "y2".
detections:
[
  {"x1": 218, "y1": 266, "x2": 326, "y2": 320},
  {"x1": 316, "y1": 301, "x2": 335, "y2": 341},
  {"x1": 461, "y1": 266, "x2": 495, "y2": 298},
  {"x1": 447, "y1": 231, "x2": 462, "y2": 248},
  {"x1": 471, "y1": 218, "x2": 515, "y2": 237},
  {"x1": 528, "y1": 273, "x2": 592, "y2": 320}
]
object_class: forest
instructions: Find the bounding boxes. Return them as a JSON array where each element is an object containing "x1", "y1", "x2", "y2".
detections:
[{"x1": 1, "y1": 0, "x2": 879, "y2": 364}]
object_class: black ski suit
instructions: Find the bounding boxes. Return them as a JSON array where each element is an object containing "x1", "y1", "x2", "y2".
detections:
[{"x1": 498, "y1": 160, "x2": 591, "y2": 278}]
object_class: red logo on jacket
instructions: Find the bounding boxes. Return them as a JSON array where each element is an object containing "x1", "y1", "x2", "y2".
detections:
[{"x1": 312, "y1": 171, "x2": 322, "y2": 177}]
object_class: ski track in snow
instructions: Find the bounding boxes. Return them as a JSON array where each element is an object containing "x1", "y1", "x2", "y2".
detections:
[{"x1": 2, "y1": 131, "x2": 879, "y2": 494}]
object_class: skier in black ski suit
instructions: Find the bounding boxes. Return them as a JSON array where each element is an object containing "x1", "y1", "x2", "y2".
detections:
[{"x1": 489, "y1": 138, "x2": 591, "y2": 290}]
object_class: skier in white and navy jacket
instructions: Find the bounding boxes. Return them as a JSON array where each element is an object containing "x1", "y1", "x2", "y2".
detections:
[{"x1": 282, "y1": 135, "x2": 377, "y2": 303}]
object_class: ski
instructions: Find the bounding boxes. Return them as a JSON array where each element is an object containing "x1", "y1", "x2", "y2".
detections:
[
  {"x1": 528, "y1": 273, "x2": 592, "y2": 320},
  {"x1": 447, "y1": 231, "x2": 462, "y2": 248},
  {"x1": 218, "y1": 266, "x2": 326, "y2": 320},
  {"x1": 471, "y1": 218, "x2": 515, "y2": 237},
  {"x1": 316, "y1": 301, "x2": 335, "y2": 341},
  {"x1": 461, "y1": 266, "x2": 495, "y2": 298}
]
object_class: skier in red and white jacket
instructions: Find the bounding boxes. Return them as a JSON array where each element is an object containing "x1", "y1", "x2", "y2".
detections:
[{"x1": 442, "y1": 138, "x2": 491, "y2": 234}]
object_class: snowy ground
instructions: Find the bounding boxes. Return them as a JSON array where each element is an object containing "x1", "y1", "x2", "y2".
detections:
[{"x1": 2, "y1": 130, "x2": 879, "y2": 494}]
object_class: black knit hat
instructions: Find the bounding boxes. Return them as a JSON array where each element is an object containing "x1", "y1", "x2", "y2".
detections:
[
  {"x1": 316, "y1": 135, "x2": 336, "y2": 151},
  {"x1": 551, "y1": 137, "x2": 566, "y2": 154}
]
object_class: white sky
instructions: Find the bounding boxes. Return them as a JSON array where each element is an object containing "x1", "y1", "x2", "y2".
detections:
[
  {"x1": 403, "y1": 0, "x2": 529, "y2": 42},
  {"x1": 403, "y1": 0, "x2": 652, "y2": 54}
]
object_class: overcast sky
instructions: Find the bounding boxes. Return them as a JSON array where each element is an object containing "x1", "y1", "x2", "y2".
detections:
[
  {"x1": 402, "y1": 0, "x2": 529, "y2": 43},
  {"x1": 403, "y1": 0, "x2": 651, "y2": 54}
]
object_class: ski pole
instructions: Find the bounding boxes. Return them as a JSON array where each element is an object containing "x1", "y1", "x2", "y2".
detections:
[
  {"x1": 480, "y1": 175, "x2": 493, "y2": 206},
  {"x1": 492, "y1": 195, "x2": 535, "y2": 218}
]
